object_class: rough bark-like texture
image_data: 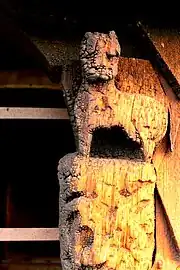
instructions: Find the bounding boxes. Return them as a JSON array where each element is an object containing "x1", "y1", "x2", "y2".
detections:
[
  {"x1": 74, "y1": 56, "x2": 168, "y2": 158},
  {"x1": 32, "y1": 38, "x2": 80, "y2": 66},
  {"x1": 75, "y1": 86, "x2": 167, "y2": 160},
  {"x1": 58, "y1": 31, "x2": 169, "y2": 270},
  {"x1": 58, "y1": 154, "x2": 156, "y2": 270}
]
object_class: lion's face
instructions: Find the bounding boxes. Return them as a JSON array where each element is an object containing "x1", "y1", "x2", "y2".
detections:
[{"x1": 80, "y1": 31, "x2": 121, "y2": 83}]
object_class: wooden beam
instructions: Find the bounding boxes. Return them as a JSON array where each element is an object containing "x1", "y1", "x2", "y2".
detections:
[
  {"x1": 0, "y1": 69, "x2": 63, "y2": 90},
  {"x1": 0, "y1": 228, "x2": 59, "y2": 241},
  {"x1": 0, "y1": 107, "x2": 68, "y2": 119},
  {"x1": 1, "y1": 258, "x2": 61, "y2": 265},
  {"x1": 136, "y1": 22, "x2": 180, "y2": 99},
  {"x1": 0, "y1": 84, "x2": 62, "y2": 90}
]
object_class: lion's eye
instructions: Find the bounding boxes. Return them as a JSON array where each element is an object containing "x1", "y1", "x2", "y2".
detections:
[
  {"x1": 106, "y1": 52, "x2": 114, "y2": 60},
  {"x1": 106, "y1": 50, "x2": 119, "y2": 60}
]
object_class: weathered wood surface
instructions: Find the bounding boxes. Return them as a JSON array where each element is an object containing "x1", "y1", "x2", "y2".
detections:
[
  {"x1": 75, "y1": 83, "x2": 168, "y2": 159},
  {"x1": 153, "y1": 76, "x2": 180, "y2": 255},
  {"x1": 0, "y1": 107, "x2": 68, "y2": 119},
  {"x1": 58, "y1": 31, "x2": 174, "y2": 270},
  {"x1": 144, "y1": 28, "x2": 180, "y2": 87},
  {"x1": 136, "y1": 23, "x2": 180, "y2": 99},
  {"x1": 0, "y1": 228, "x2": 59, "y2": 241},
  {"x1": 58, "y1": 154, "x2": 156, "y2": 270},
  {"x1": 153, "y1": 193, "x2": 180, "y2": 270},
  {"x1": 116, "y1": 57, "x2": 168, "y2": 104},
  {"x1": 32, "y1": 39, "x2": 80, "y2": 66}
]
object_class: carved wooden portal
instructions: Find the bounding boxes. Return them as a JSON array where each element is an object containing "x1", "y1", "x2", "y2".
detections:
[{"x1": 58, "y1": 31, "x2": 179, "y2": 270}]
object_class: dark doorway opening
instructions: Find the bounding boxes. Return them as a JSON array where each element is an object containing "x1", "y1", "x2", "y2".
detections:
[{"x1": 0, "y1": 119, "x2": 75, "y2": 263}]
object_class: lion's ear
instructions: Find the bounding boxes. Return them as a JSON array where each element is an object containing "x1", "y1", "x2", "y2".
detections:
[
  {"x1": 168, "y1": 107, "x2": 180, "y2": 152},
  {"x1": 109, "y1": 31, "x2": 116, "y2": 38},
  {"x1": 84, "y1": 32, "x2": 93, "y2": 39}
]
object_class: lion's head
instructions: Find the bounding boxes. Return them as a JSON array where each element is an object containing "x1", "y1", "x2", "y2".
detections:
[{"x1": 80, "y1": 31, "x2": 121, "y2": 83}]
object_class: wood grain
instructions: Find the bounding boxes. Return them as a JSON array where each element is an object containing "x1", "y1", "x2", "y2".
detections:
[{"x1": 58, "y1": 154, "x2": 156, "y2": 270}]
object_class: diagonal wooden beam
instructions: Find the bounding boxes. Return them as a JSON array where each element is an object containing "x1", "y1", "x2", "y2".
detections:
[{"x1": 136, "y1": 22, "x2": 180, "y2": 100}]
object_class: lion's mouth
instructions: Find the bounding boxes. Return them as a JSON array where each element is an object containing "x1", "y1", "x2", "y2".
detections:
[
  {"x1": 87, "y1": 75, "x2": 112, "y2": 83},
  {"x1": 86, "y1": 68, "x2": 113, "y2": 83}
]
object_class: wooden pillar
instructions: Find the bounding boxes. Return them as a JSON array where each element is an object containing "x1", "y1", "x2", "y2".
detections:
[
  {"x1": 0, "y1": 182, "x2": 7, "y2": 263},
  {"x1": 58, "y1": 31, "x2": 177, "y2": 270}
]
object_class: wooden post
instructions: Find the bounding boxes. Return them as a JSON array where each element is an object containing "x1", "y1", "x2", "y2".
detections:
[
  {"x1": 3, "y1": 183, "x2": 12, "y2": 261},
  {"x1": 0, "y1": 182, "x2": 6, "y2": 263},
  {"x1": 58, "y1": 31, "x2": 178, "y2": 270}
]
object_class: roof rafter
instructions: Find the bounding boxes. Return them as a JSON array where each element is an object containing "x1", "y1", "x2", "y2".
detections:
[{"x1": 136, "y1": 22, "x2": 180, "y2": 100}]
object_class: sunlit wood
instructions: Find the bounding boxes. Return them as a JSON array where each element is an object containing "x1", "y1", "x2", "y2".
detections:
[{"x1": 0, "y1": 228, "x2": 59, "y2": 241}]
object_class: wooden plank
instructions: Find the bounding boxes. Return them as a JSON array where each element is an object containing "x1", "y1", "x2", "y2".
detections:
[
  {"x1": 0, "y1": 228, "x2": 59, "y2": 241},
  {"x1": 0, "y1": 84, "x2": 63, "y2": 90},
  {"x1": 153, "y1": 191, "x2": 180, "y2": 270},
  {"x1": 153, "y1": 78, "x2": 180, "y2": 248},
  {"x1": 0, "y1": 107, "x2": 68, "y2": 119},
  {"x1": 0, "y1": 70, "x2": 63, "y2": 90},
  {"x1": 145, "y1": 28, "x2": 180, "y2": 87},
  {"x1": 2, "y1": 258, "x2": 61, "y2": 265},
  {"x1": 136, "y1": 22, "x2": 180, "y2": 99}
]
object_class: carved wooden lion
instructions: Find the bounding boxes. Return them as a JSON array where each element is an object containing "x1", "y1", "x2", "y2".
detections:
[{"x1": 59, "y1": 31, "x2": 180, "y2": 270}]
